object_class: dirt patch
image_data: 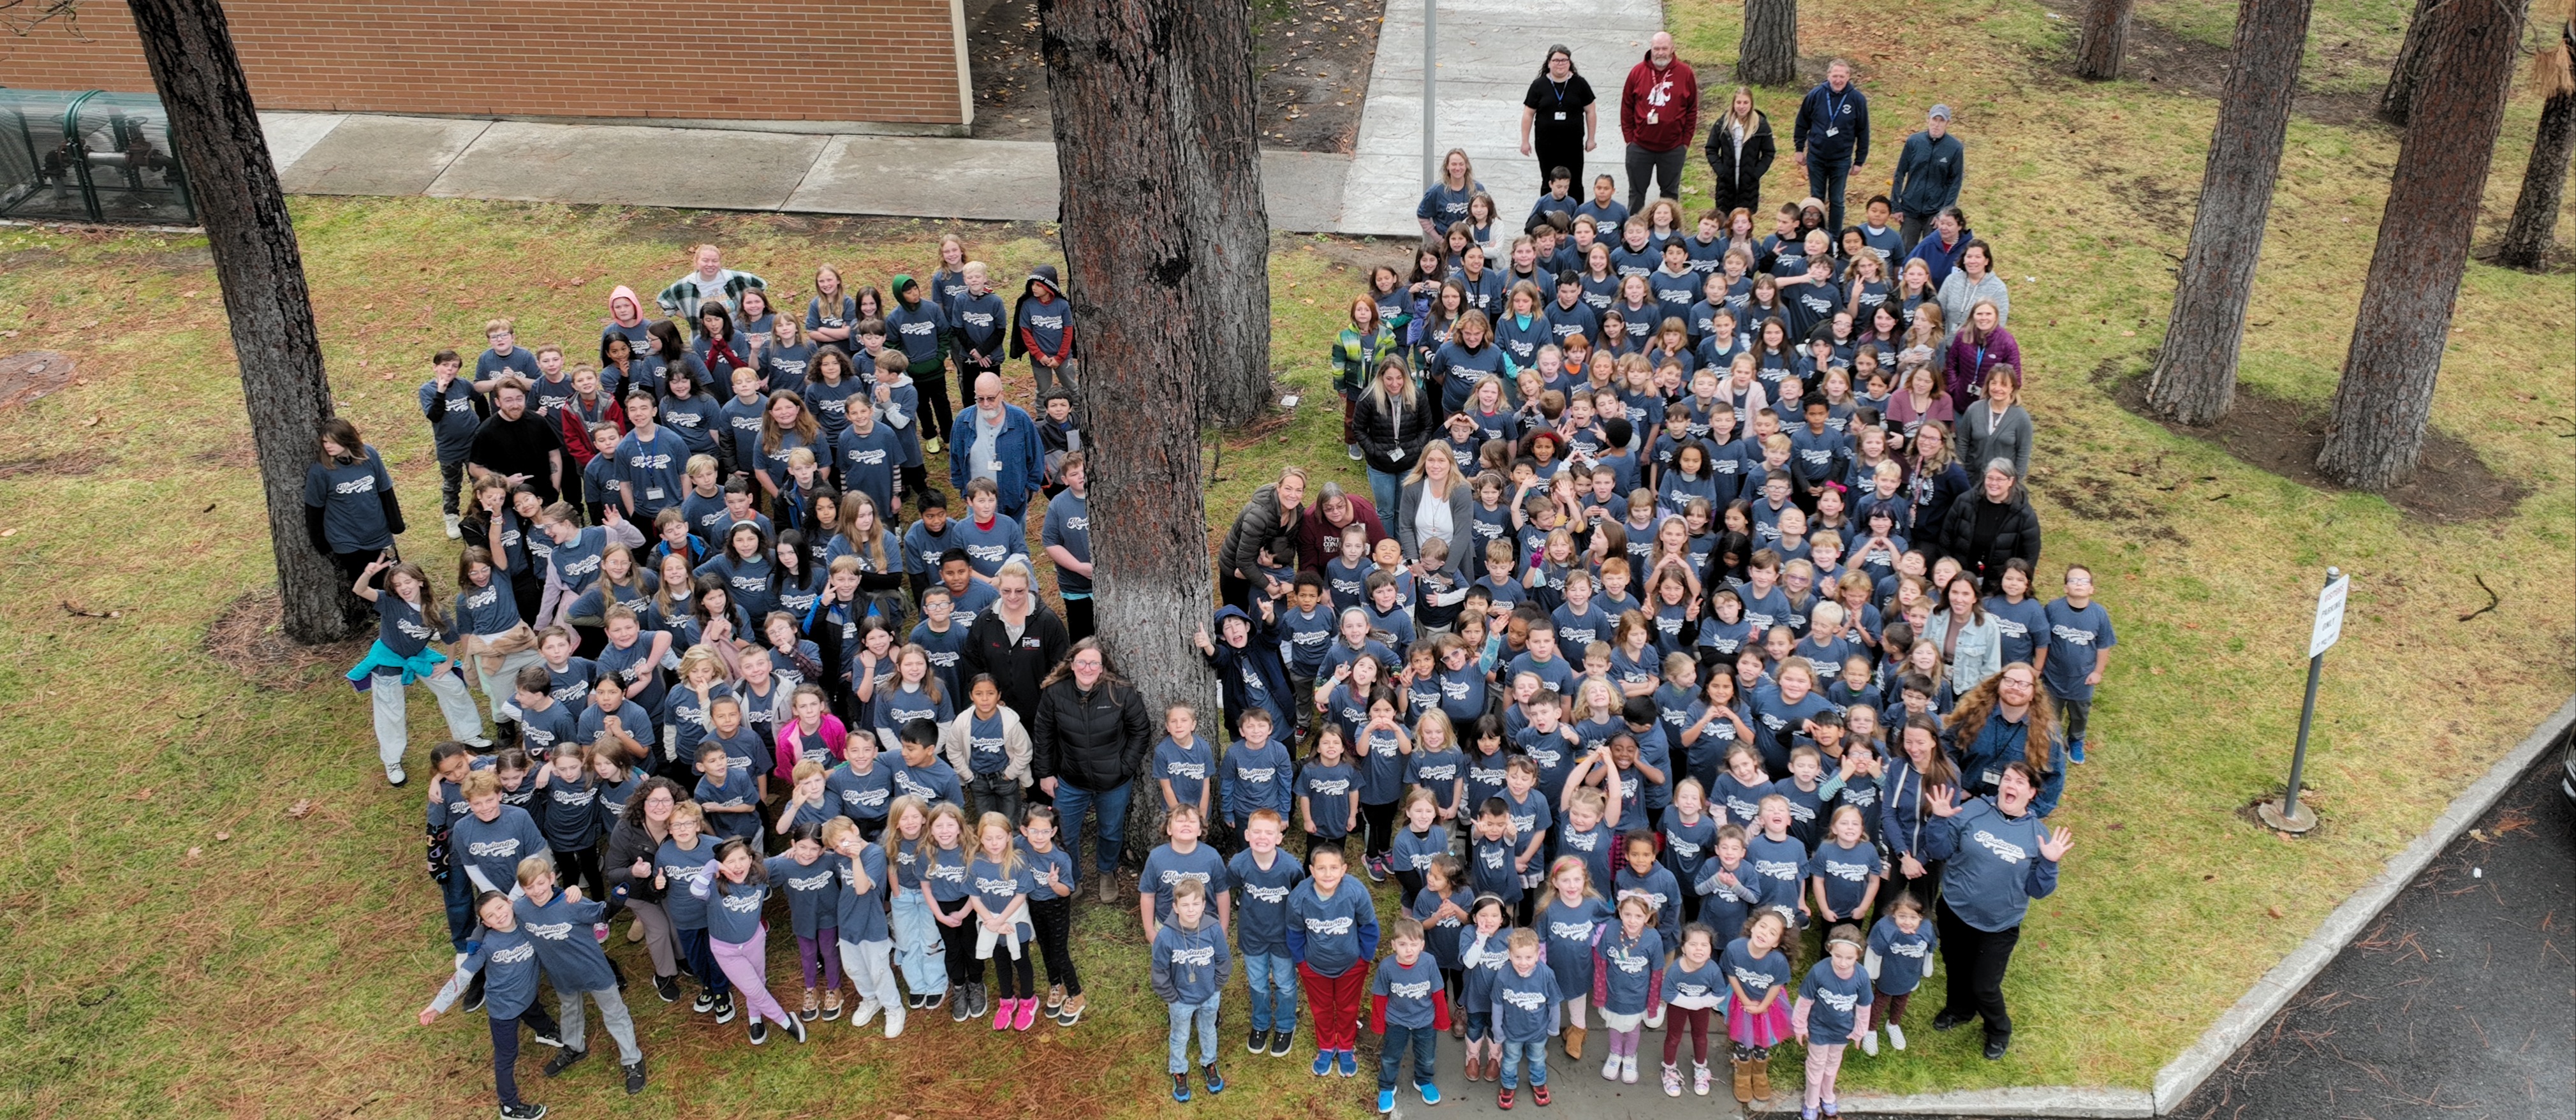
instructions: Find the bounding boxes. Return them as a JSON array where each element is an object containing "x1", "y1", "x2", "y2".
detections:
[
  {"x1": 0, "y1": 446, "x2": 105, "y2": 479},
  {"x1": 0, "y1": 350, "x2": 77, "y2": 409},
  {"x1": 964, "y1": 0, "x2": 1383, "y2": 151},
  {"x1": 2028, "y1": 1, "x2": 2380, "y2": 125},
  {"x1": 205, "y1": 587, "x2": 373, "y2": 691},
  {"x1": 2107, "y1": 366, "x2": 2525, "y2": 524}
]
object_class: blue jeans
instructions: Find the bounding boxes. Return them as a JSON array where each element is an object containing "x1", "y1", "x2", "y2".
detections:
[
  {"x1": 441, "y1": 868, "x2": 475, "y2": 952},
  {"x1": 1367, "y1": 467, "x2": 1403, "y2": 526},
  {"x1": 1168, "y1": 996, "x2": 1221, "y2": 1073},
  {"x1": 1054, "y1": 779, "x2": 1133, "y2": 880},
  {"x1": 1499, "y1": 1038, "x2": 1550, "y2": 1087},
  {"x1": 1807, "y1": 156, "x2": 1853, "y2": 239},
  {"x1": 1378, "y1": 1021, "x2": 1439, "y2": 1091},
  {"x1": 1243, "y1": 952, "x2": 1299, "y2": 1032}
]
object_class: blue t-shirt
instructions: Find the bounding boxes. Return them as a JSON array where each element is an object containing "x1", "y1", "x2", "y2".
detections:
[
  {"x1": 831, "y1": 843, "x2": 893, "y2": 945},
  {"x1": 1720, "y1": 936, "x2": 1793, "y2": 1006},
  {"x1": 1373, "y1": 952, "x2": 1447, "y2": 1029},
  {"x1": 1287, "y1": 878, "x2": 1380, "y2": 977},
  {"x1": 1867, "y1": 914, "x2": 1938, "y2": 995},
  {"x1": 2040, "y1": 598, "x2": 2117, "y2": 703},
  {"x1": 1220, "y1": 737, "x2": 1296, "y2": 823},
  {"x1": 1799, "y1": 959, "x2": 1874, "y2": 1041},
  {"x1": 765, "y1": 853, "x2": 841, "y2": 938},
  {"x1": 1153, "y1": 734, "x2": 1216, "y2": 809},
  {"x1": 1140, "y1": 842, "x2": 1230, "y2": 925},
  {"x1": 1225, "y1": 848, "x2": 1308, "y2": 958},
  {"x1": 1806, "y1": 838, "x2": 1884, "y2": 918},
  {"x1": 1298, "y1": 759, "x2": 1358, "y2": 838}
]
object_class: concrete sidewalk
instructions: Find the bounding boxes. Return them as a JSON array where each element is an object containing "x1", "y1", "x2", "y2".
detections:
[{"x1": 256, "y1": 110, "x2": 1353, "y2": 232}]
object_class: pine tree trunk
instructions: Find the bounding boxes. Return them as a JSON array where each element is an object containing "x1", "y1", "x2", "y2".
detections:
[
  {"x1": 2146, "y1": 0, "x2": 2317, "y2": 425},
  {"x1": 2379, "y1": 0, "x2": 2440, "y2": 126},
  {"x1": 1035, "y1": 0, "x2": 1226, "y2": 867},
  {"x1": 2496, "y1": 24, "x2": 2576, "y2": 269},
  {"x1": 1182, "y1": 0, "x2": 1277, "y2": 427},
  {"x1": 126, "y1": 0, "x2": 354, "y2": 644},
  {"x1": 2074, "y1": 0, "x2": 2138, "y2": 80},
  {"x1": 2322, "y1": 0, "x2": 2531, "y2": 490},
  {"x1": 1739, "y1": 0, "x2": 1801, "y2": 87}
]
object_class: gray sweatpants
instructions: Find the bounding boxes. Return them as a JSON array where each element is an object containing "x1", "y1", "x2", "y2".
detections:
[
  {"x1": 370, "y1": 668, "x2": 484, "y2": 770},
  {"x1": 557, "y1": 985, "x2": 644, "y2": 1065}
]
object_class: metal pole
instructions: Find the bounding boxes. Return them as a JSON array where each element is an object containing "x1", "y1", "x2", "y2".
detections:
[
  {"x1": 1423, "y1": 0, "x2": 1437, "y2": 188},
  {"x1": 2282, "y1": 565, "x2": 2337, "y2": 822}
]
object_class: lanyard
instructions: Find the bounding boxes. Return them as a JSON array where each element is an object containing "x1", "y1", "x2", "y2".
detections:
[
  {"x1": 1822, "y1": 87, "x2": 1850, "y2": 124},
  {"x1": 1549, "y1": 78, "x2": 1570, "y2": 105}
]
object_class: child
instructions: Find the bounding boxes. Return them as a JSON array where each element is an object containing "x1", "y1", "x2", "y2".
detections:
[
  {"x1": 1723, "y1": 909, "x2": 1795, "y2": 1104},
  {"x1": 1554, "y1": 776, "x2": 1623, "y2": 893},
  {"x1": 1695, "y1": 824, "x2": 1760, "y2": 944},
  {"x1": 1353, "y1": 691, "x2": 1411, "y2": 880},
  {"x1": 1154, "y1": 704, "x2": 1218, "y2": 825},
  {"x1": 1660, "y1": 922, "x2": 1725, "y2": 1097},
  {"x1": 1539, "y1": 855, "x2": 1612, "y2": 1061},
  {"x1": 1288, "y1": 846, "x2": 1381, "y2": 1078},
  {"x1": 349, "y1": 557, "x2": 489, "y2": 785},
  {"x1": 889, "y1": 720, "x2": 964, "y2": 810},
  {"x1": 528, "y1": 746, "x2": 605, "y2": 897},
  {"x1": 823, "y1": 817, "x2": 907, "y2": 1038},
  {"x1": 1020, "y1": 805, "x2": 1087, "y2": 1026},
  {"x1": 871, "y1": 645, "x2": 953, "y2": 755},
  {"x1": 1388, "y1": 790, "x2": 1451, "y2": 908},
  {"x1": 884, "y1": 797, "x2": 948, "y2": 1012},
  {"x1": 1613, "y1": 828, "x2": 1684, "y2": 953},
  {"x1": 1807, "y1": 805, "x2": 1884, "y2": 930},
  {"x1": 1226, "y1": 808, "x2": 1307, "y2": 1057},
  {"x1": 652, "y1": 802, "x2": 728, "y2": 1021},
  {"x1": 918, "y1": 803, "x2": 980, "y2": 1021},
  {"x1": 1491, "y1": 927, "x2": 1564, "y2": 1108},
  {"x1": 511, "y1": 857, "x2": 649, "y2": 1094},
  {"x1": 692, "y1": 744, "x2": 762, "y2": 844},
  {"x1": 1196, "y1": 603, "x2": 1295, "y2": 742},
  {"x1": 1219, "y1": 709, "x2": 1295, "y2": 846},
  {"x1": 1591, "y1": 894, "x2": 1667, "y2": 1083},
  {"x1": 417, "y1": 890, "x2": 565, "y2": 1119},
  {"x1": 940, "y1": 674, "x2": 1031, "y2": 826},
  {"x1": 1498, "y1": 758, "x2": 1555, "y2": 925},
  {"x1": 1455, "y1": 894, "x2": 1512, "y2": 1083},
  {"x1": 1371, "y1": 915, "x2": 1453, "y2": 1112},
  {"x1": 1463, "y1": 714, "x2": 1512, "y2": 818},
  {"x1": 1793, "y1": 924, "x2": 1874, "y2": 1117},
  {"x1": 1748, "y1": 795, "x2": 1811, "y2": 931},
  {"x1": 1411, "y1": 855, "x2": 1473, "y2": 1024},
  {"x1": 690, "y1": 837, "x2": 811, "y2": 1045},
  {"x1": 2036, "y1": 563, "x2": 2115, "y2": 765},
  {"x1": 1154, "y1": 878, "x2": 1233, "y2": 1102},
  {"x1": 967, "y1": 811, "x2": 1040, "y2": 1030},
  {"x1": 765, "y1": 822, "x2": 842, "y2": 1020},
  {"x1": 1141, "y1": 805, "x2": 1232, "y2": 941},
  {"x1": 1662, "y1": 777, "x2": 1718, "y2": 925},
  {"x1": 1860, "y1": 892, "x2": 1936, "y2": 1056},
  {"x1": 772, "y1": 761, "x2": 837, "y2": 835},
  {"x1": 1298, "y1": 726, "x2": 1360, "y2": 857}
]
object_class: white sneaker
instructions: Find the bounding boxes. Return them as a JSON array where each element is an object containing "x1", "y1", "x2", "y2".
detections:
[
  {"x1": 385, "y1": 763, "x2": 408, "y2": 786},
  {"x1": 1621, "y1": 1053, "x2": 1638, "y2": 1084},
  {"x1": 443, "y1": 513, "x2": 462, "y2": 540},
  {"x1": 1602, "y1": 1052, "x2": 1622, "y2": 1080},
  {"x1": 851, "y1": 998, "x2": 881, "y2": 1028},
  {"x1": 1887, "y1": 1023, "x2": 1908, "y2": 1051},
  {"x1": 1345, "y1": 443, "x2": 1363, "y2": 461},
  {"x1": 883, "y1": 1002, "x2": 907, "y2": 1039},
  {"x1": 462, "y1": 735, "x2": 494, "y2": 749},
  {"x1": 1859, "y1": 1029, "x2": 1879, "y2": 1057}
]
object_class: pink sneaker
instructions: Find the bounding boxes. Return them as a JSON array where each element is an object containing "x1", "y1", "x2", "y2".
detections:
[
  {"x1": 593, "y1": 924, "x2": 610, "y2": 943},
  {"x1": 991, "y1": 997, "x2": 1015, "y2": 1031},
  {"x1": 1012, "y1": 996, "x2": 1038, "y2": 1031}
]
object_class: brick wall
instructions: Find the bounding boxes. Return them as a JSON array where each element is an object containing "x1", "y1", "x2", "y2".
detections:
[{"x1": 0, "y1": 0, "x2": 970, "y2": 125}]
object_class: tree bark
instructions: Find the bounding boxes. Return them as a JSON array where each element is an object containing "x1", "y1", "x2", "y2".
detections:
[
  {"x1": 2073, "y1": 0, "x2": 2138, "y2": 80},
  {"x1": 2145, "y1": 0, "x2": 2318, "y2": 425},
  {"x1": 1035, "y1": 0, "x2": 1226, "y2": 867},
  {"x1": 1739, "y1": 0, "x2": 1801, "y2": 87},
  {"x1": 1181, "y1": 0, "x2": 1277, "y2": 427},
  {"x1": 2322, "y1": 0, "x2": 2531, "y2": 490},
  {"x1": 2496, "y1": 20, "x2": 2576, "y2": 269},
  {"x1": 2379, "y1": 0, "x2": 2441, "y2": 126},
  {"x1": 125, "y1": 0, "x2": 354, "y2": 643}
]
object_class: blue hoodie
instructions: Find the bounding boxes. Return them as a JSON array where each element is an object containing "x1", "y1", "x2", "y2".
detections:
[{"x1": 1153, "y1": 917, "x2": 1233, "y2": 1005}]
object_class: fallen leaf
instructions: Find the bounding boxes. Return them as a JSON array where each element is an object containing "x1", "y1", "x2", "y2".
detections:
[
  {"x1": 2149, "y1": 665, "x2": 2164, "y2": 675},
  {"x1": 185, "y1": 846, "x2": 203, "y2": 860},
  {"x1": 0, "y1": 528, "x2": 15, "y2": 538},
  {"x1": 80, "y1": 414, "x2": 100, "y2": 427},
  {"x1": 287, "y1": 799, "x2": 315, "y2": 820},
  {"x1": 214, "y1": 832, "x2": 232, "y2": 842},
  {"x1": 2265, "y1": 905, "x2": 2283, "y2": 919},
  {"x1": 127, "y1": 788, "x2": 154, "y2": 801},
  {"x1": 182, "y1": 290, "x2": 199, "y2": 298}
]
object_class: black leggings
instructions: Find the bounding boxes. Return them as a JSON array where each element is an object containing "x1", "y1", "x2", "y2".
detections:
[
  {"x1": 1029, "y1": 894, "x2": 1082, "y2": 996},
  {"x1": 554, "y1": 844, "x2": 603, "y2": 898},
  {"x1": 1360, "y1": 800, "x2": 1399, "y2": 860},
  {"x1": 936, "y1": 896, "x2": 978, "y2": 986},
  {"x1": 1936, "y1": 898, "x2": 2022, "y2": 1037},
  {"x1": 992, "y1": 936, "x2": 1037, "y2": 999}
]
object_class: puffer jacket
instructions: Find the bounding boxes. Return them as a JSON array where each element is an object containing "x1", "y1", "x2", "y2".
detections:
[{"x1": 1031, "y1": 675, "x2": 1153, "y2": 793}]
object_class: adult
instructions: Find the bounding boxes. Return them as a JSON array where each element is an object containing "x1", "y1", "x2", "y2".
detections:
[
  {"x1": 1218, "y1": 466, "x2": 1309, "y2": 608},
  {"x1": 1905, "y1": 422, "x2": 1972, "y2": 554},
  {"x1": 602, "y1": 776, "x2": 690, "y2": 1003},
  {"x1": 469, "y1": 376, "x2": 565, "y2": 504},
  {"x1": 1944, "y1": 299, "x2": 2020, "y2": 404},
  {"x1": 947, "y1": 373, "x2": 1045, "y2": 523},
  {"x1": 1520, "y1": 45, "x2": 1599, "y2": 189},
  {"x1": 1938, "y1": 461, "x2": 2043, "y2": 596},
  {"x1": 1906, "y1": 206, "x2": 1974, "y2": 289},
  {"x1": 1703, "y1": 85, "x2": 1776, "y2": 219},
  {"x1": 1790, "y1": 59, "x2": 1872, "y2": 239},
  {"x1": 303, "y1": 417, "x2": 405, "y2": 590},
  {"x1": 1293, "y1": 483, "x2": 1391, "y2": 575},
  {"x1": 960, "y1": 559, "x2": 1071, "y2": 729},
  {"x1": 652, "y1": 243, "x2": 763, "y2": 323},
  {"x1": 1922, "y1": 573, "x2": 2004, "y2": 698},
  {"x1": 1918, "y1": 762, "x2": 2072, "y2": 1060},
  {"x1": 1352, "y1": 358, "x2": 1434, "y2": 518},
  {"x1": 1618, "y1": 33, "x2": 1699, "y2": 211},
  {"x1": 1944, "y1": 663, "x2": 2066, "y2": 814},
  {"x1": 1937, "y1": 239, "x2": 2011, "y2": 345},
  {"x1": 1394, "y1": 434, "x2": 1476, "y2": 574},
  {"x1": 1029, "y1": 639, "x2": 1153, "y2": 903},
  {"x1": 1957, "y1": 369, "x2": 2033, "y2": 482},
  {"x1": 1418, "y1": 149, "x2": 1488, "y2": 241},
  {"x1": 1890, "y1": 105, "x2": 1965, "y2": 253}
]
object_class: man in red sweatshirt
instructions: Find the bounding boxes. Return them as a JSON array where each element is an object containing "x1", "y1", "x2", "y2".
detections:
[{"x1": 1619, "y1": 32, "x2": 1699, "y2": 212}]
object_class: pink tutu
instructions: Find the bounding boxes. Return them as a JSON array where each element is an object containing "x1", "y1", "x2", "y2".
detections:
[{"x1": 1726, "y1": 994, "x2": 1793, "y2": 1048}]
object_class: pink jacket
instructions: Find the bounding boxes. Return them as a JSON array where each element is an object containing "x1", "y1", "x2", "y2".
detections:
[{"x1": 774, "y1": 714, "x2": 848, "y2": 782}]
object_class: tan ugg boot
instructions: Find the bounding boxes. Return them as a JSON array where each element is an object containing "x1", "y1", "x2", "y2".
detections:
[
  {"x1": 1749, "y1": 1057, "x2": 1771, "y2": 1103},
  {"x1": 1563, "y1": 1025, "x2": 1586, "y2": 1060},
  {"x1": 1732, "y1": 1059, "x2": 1754, "y2": 1103}
]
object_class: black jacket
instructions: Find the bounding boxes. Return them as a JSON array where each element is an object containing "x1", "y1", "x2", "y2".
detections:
[
  {"x1": 1703, "y1": 110, "x2": 1777, "y2": 196},
  {"x1": 1937, "y1": 483, "x2": 2043, "y2": 589},
  {"x1": 1218, "y1": 482, "x2": 1303, "y2": 579},
  {"x1": 1352, "y1": 386, "x2": 1434, "y2": 476},
  {"x1": 961, "y1": 603, "x2": 1072, "y2": 725},
  {"x1": 1031, "y1": 674, "x2": 1153, "y2": 793}
]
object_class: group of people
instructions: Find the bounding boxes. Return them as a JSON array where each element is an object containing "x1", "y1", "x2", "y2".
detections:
[{"x1": 300, "y1": 42, "x2": 2110, "y2": 1120}]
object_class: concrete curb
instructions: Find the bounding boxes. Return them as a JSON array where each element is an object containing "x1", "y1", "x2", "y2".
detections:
[{"x1": 1749, "y1": 695, "x2": 2576, "y2": 1118}]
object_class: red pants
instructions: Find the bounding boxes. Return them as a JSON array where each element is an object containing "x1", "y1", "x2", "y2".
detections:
[{"x1": 1300, "y1": 961, "x2": 1367, "y2": 1051}]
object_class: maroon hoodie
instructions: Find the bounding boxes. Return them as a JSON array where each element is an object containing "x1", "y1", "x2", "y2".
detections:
[{"x1": 1620, "y1": 50, "x2": 1700, "y2": 152}]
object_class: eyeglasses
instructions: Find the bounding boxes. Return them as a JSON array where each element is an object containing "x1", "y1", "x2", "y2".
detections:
[{"x1": 975, "y1": 394, "x2": 1001, "y2": 403}]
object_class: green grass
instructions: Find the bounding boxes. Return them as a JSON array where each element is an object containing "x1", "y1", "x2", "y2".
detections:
[{"x1": 0, "y1": 0, "x2": 2571, "y2": 1112}]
